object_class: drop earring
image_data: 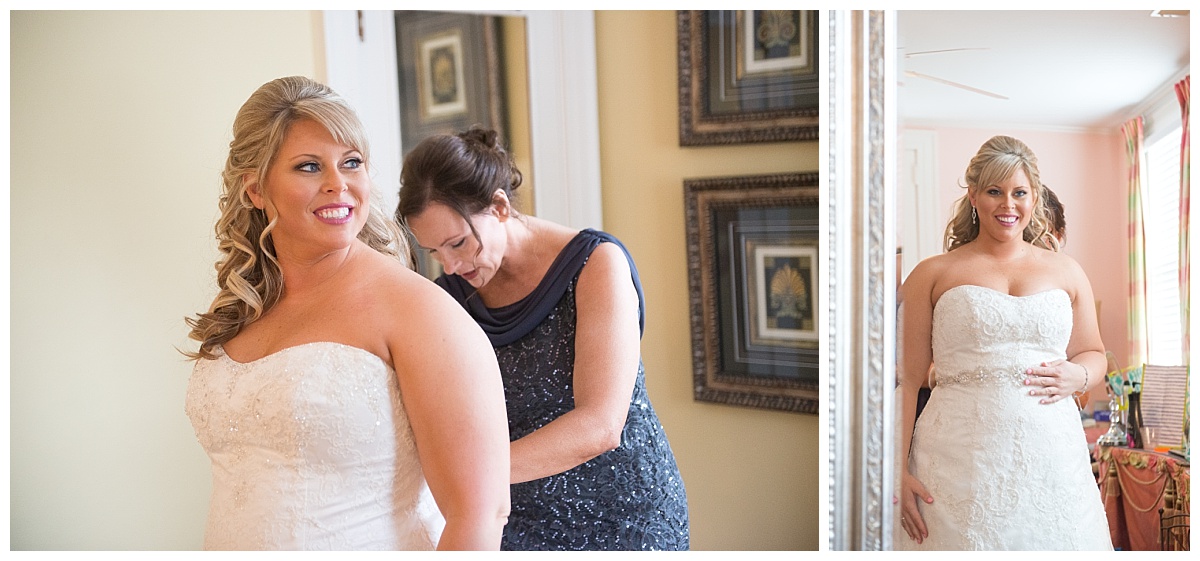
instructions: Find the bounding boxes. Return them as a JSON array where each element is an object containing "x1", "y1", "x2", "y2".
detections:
[{"x1": 971, "y1": 206, "x2": 977, "y2": 224}]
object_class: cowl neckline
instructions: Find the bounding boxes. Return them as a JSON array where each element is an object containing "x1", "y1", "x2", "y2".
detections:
[{"x1": 435, "y1": 228, "x2": 644, "y2": 346}]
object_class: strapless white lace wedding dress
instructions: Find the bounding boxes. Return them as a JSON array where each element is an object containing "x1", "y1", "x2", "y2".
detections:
[
  {"x1": 185, "y1": 342, "x2": 444, "y2": 550},
  {"x1": 897, "y1": 285, "x2": 1112, "y2": 550}
]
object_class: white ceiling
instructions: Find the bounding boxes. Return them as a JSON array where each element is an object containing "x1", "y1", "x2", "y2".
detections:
[{"x1": 897, "y1": 10, "x2": 1190, "y2": 131}]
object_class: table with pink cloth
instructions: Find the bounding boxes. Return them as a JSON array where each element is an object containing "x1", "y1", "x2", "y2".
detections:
[{"x1": 1095, "y1": 445, "x2": 1190, "y2": 551}]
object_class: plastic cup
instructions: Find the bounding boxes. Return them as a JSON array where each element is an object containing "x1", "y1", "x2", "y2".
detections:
[{"x1": 1140, "y1": 427, "x2": 1159, "y2": 450}]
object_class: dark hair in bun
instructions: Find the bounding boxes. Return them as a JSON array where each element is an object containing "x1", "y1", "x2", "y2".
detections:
[{"x1": 396, "y1": 126, "x2": 523, "y2": 252}]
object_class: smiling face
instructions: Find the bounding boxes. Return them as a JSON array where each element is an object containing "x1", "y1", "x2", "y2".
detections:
[
  {"x1": 969, "y1": 168, "x2": 1037, "y2": 243},
  {"x1": 245, "y1": 118, "x2": 370, "y2": 257},
  {"x1": 406, "y1": 199, "x2": 508, "y2": 288}
]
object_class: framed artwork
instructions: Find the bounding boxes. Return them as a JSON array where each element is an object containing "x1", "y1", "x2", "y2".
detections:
[
  {"x1": 395, "y1": 11, "x2": 506, "y2": 153},
  {"x1": 418, "y1": 31, "x2": 467, "y2": 119},
  {"x1": 747, "y1": 243, "x2": 818, "y2": 346},
  {"x1": 677, "y1": 10, "x2": 818, "y2": 146},
  {"x1": 684, "y1": 172, "x2": 819, "y2": 414}
]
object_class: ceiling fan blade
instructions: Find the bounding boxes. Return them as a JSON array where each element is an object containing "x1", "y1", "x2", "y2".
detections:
[
  {"x1": 904, "y1": 70, "x2": 1009, "y2": 100},
  {"x1": 903, "y1": 47, "x2": 989, "y2": 58}
]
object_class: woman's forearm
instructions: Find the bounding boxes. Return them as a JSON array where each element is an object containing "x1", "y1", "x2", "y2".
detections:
[
  {"x1": 1069, "y1": 350, "x2": 1108, "y2": 394},
  {"x1": 510, "y1": 408, "x2": 624, "y2": 484},
  {"x1": 436, "y1": 509, "x2": 509, "y2": 550}
]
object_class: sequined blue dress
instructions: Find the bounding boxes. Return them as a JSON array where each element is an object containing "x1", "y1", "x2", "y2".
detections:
[{"x1": 436, "y1": 229, "x2": 689, "y2": 551}]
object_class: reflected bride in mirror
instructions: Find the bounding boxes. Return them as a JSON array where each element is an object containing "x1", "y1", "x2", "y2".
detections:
[{"x1": 895, "y1": 135, "x2": 1112, "y2": 550}]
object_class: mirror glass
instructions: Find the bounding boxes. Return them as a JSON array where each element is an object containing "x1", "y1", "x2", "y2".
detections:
[
  {"x1": 887, "y1": 8, "x2": 1189, "y2": 550},
  {"x1": 391, "y1": 11, "x2": 532, "y2": 279}
]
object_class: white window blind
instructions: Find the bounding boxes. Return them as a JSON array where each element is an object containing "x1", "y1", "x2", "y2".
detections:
[{"x1": 1142, "y1": 124, "x2": 1184, "y2": 366}]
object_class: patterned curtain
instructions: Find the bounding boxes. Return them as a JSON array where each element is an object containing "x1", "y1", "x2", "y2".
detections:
[
  {"x1": 1171, "y1": 75, "x2": 1190, "y2": 465},
  {"x1": 1174, "y1": 75, "x2": 1190, "y2": 360},
  {"x1": 1123, "y1": 116, "x2": 1149, "y2": 366}
]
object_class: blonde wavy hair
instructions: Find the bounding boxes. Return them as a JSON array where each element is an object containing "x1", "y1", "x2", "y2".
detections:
[
  {"x1": 943, "y1": 135, "x2": 1059, "y2": 252},
  {"x1": 184, "y1": 76, "x2": 411, "y2": 360}
]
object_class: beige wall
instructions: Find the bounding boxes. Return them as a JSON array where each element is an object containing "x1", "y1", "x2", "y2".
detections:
[
  {"x1": 595, "y1": 11, "x2": 819, "y2": 550},
  {"x1": 501, "y1": 16, "x2": 535, "y2": 215},
  {"x1": 10, "y1": 11, "x2": 319, "y2": 549},
  {"x1": 10, "y1": 10, "x2": 817, "y2": 551}
]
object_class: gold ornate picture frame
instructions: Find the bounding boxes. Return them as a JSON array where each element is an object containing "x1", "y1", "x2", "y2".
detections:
[
  {"x1": 395, "y1": 11, "x2": 506, "y2": 154},
  {"x1": 684, "y1": 172, "x2": 819, "y2": 414},
  {"x1": 677, "y1": 10, "x2": 819, "y2": 146}
]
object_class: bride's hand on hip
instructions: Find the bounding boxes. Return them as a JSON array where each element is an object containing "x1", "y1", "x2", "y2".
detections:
[
  {"x1": 899, "y1": 471, "x2": 933, "y2": 544},
  {"x1": 1024, "y1": 359, "x2": 1085, "y2": 404}
]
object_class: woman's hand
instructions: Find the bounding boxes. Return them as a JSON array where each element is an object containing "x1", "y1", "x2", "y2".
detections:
[
  {"x1": 1024, "y1": 359, "x2": 1086, "y2": 404},
  {"x1": 898, "y1": 470, "x2": 933, "y2": 544},
  {"x1": 509, "y1": 241, "x2": 640, "y2": 484}
]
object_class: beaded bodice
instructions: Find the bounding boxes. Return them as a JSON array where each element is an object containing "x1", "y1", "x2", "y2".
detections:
[
  {"x1": 900, "y1": 283, "x2": 1111, "y2": 550},
  {"x1": 931, "y1": 285, "x2": 1072, "y2": 388},
  {"x1": 184, "y1": 342, "x2": 443, "y2": 550}
]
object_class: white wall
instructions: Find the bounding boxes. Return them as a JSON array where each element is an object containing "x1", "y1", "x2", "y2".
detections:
[{"x1": 10, "y1": 11, "x2": 320, "y2": 549}]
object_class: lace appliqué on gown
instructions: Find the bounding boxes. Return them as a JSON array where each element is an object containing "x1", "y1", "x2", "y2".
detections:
[
  {"x1": 185, "y1": 342, "x2": 444, "y2": 550},
  {"x1": 897, "y1": 285, "x2": 1112, "y2": 551}
]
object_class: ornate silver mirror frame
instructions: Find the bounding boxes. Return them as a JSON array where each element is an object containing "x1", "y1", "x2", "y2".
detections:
[{"x1": 825, "y1": 10, "x2": 898, "y2": 550}]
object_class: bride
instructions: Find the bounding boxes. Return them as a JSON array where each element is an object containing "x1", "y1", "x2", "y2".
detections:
[
  {"x1": 183, "y1": 76, "x2": 510, "y2": 550},
  {"x1": 895, "y1": 135, "x2": 1112, "y2": 550}
]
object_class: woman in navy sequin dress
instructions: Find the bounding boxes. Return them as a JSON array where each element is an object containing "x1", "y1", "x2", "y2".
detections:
[{"x1": 397, "y1": 127, "x2": 689, "y2": 550}]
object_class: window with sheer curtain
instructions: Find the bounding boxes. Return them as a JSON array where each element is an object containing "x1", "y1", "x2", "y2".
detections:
[{"x1": 1142, "y1": 122, "x2": 1184, "y2": 366}]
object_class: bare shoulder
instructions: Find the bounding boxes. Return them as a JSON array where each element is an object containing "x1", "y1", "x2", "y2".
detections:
[
  {"x1": 365, "y1": 253, "x2": 465, "y2": 319},
  {"x1": 354, "y1": 250, "x2": 480, "y2": 350},
  {"x1": 911, "y1": 251, "x2": 955, "y2": 277},
  {"x1": 578, "y1": 240, "x2": 633, "y2": 290},
  {"x1": 905, "y1": 251, "x2": 956, "y2": 291},
  {"x1": 529, "y1": 216, "x2": 581, "y2": 246},
  {"x1": 1039, "y1": 245, "x2": 1083, "y2": 270},
  {"x1": 1035, "y1": 247, "x2": 1092, "y2": 298},
  {"x1": 587, "y1": 239, "x2": 631, "y2": 270}
]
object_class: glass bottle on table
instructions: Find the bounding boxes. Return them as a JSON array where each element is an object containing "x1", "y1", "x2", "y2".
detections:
[{"x1": 1097, "y1": 392, "x2": 1128, "y2": 448}]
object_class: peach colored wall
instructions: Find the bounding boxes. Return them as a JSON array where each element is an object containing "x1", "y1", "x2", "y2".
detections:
[{"x1": 905, "y1": 126, "x2": 1131, "y2": 376}]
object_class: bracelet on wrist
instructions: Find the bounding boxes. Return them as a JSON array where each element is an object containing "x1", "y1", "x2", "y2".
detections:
[{"x1": 1072, "y1": 363, "x2": 1089, "y2": 397}]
